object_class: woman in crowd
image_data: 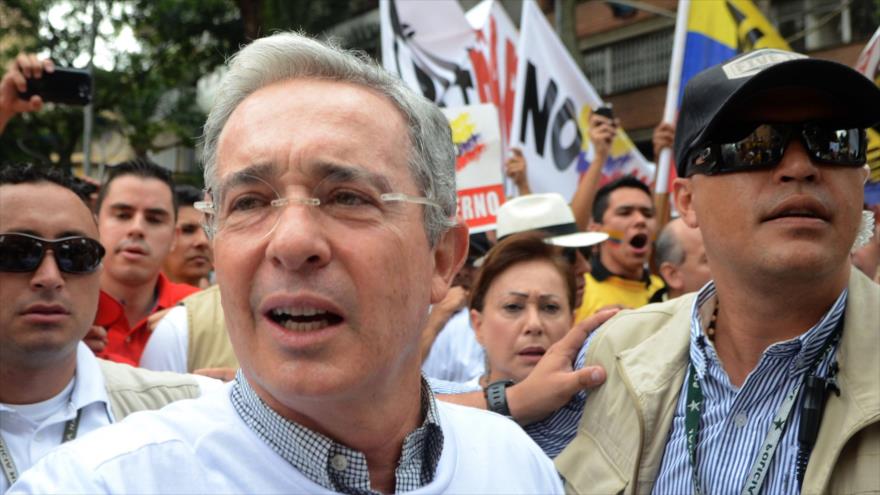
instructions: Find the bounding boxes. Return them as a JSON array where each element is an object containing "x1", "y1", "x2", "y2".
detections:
[{"x1": 468, "y1": 232, "x2": 576, "y2": 390}]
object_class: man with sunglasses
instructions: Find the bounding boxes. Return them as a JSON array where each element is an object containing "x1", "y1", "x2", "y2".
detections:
[
  {"x1": 556, "y1": 48, "x2": 880, "y2": 493},
  {"x1": 0, "y1": 165, "x2": 214, "y2": 492}
]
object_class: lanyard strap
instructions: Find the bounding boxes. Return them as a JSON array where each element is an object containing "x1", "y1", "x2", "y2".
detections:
[
  {"x1": 685, "y1": 317, "x2": 843, "y2": 495},
  {"x1": 0, "y1": 408, "x2": 82, "y2": 486}
]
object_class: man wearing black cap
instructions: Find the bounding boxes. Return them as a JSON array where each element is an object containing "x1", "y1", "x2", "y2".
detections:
[{"x1": 556, "y1": 48, "x2": 880, "y2": 493}]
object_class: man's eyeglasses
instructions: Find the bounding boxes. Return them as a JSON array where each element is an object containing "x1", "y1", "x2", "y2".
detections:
[
  {"x1": 195, "y1": 173, "x2": 441, "y2": 239},
  {"x1": 684, "y1": 122, "x2": 866, "y2": 176},
  {"x1": 0, "y1": 233, "x2": 106, "y2": 274}
]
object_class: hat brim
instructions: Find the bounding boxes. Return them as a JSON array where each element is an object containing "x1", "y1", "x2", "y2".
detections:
[
  {"x1": 545, "y1": 232, "x2": 609, "y2": 248},
  {"x1": 679, "y1": 58, "x2": 880, "y2": 172}
]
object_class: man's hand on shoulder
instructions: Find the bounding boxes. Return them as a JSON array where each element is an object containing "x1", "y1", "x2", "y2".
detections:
[{"x1": 506, "y1": 308, "x2": 618, "y2": 425}]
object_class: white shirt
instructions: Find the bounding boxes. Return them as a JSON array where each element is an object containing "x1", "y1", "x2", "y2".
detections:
[
  {"x1": 0, "y1": 343, "x2": 113, "y2": 492},
  {"x1": 421, "y1": 308, "x2": 485, "y2": 383},
  {"x1": 139, "y1": 306, "x2": 189, "y2": 373},
  {"x1": 11, "y1": 383, "x2": 563, "y2": 494}
]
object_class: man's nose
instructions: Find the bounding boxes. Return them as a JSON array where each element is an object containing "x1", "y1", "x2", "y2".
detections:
[
  {"x1": 30, "y1": 250, "x2": 65, "y2": 291},
  {"x1": 774, "y1": 139, "x2": 819, "y2": 184},
  {"x1": 264, "y1": 201, "x2": 332, "y2": 273}
]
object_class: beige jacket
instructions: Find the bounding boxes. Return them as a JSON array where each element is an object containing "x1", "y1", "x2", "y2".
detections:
[
  {"x1": 97, "y1": 359, "x2": 202, "y2": 420},
  {"x1": 556, "y1": 270, "x2": 880, "y2": 494},
  {"x1": 183, "y1": 285, "x2": 238, "y2": 372}
]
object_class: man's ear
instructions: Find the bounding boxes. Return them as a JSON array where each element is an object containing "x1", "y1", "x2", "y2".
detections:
[
  {"x1": 658, "y1": 261, "x2": 683, "y2": 293},
  {"x1": 587, "y1": 219, "x2": 603, "y2": 233},
  {"x1": 673, "y1": 178, "x2": 699, "y2": 229},
  {"x1": 170, "y1": 225, "x2": 181, "y2": 252},
  {"x1": 470, "y1": 308, "x2": 485, "y2": 347},
  {"x1": 430, "y1": 221, "x2": 469, "y2": 304}
]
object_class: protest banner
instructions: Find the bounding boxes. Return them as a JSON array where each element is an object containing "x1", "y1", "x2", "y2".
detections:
[
  {"x1": 509, "y1": 1, "x2": 653, "y2": 201},
  {"x1": 442, "y1": 104, "x2": 506, "y2": 233}
]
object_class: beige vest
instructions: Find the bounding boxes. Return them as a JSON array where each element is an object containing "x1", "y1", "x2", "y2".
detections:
[
  {"x1": 183, "y1": 285, "x2": 238, "y2": 372},
  {"x1": 556, "y1": 270, "x2": 880, "y2": 495},
  {"x1": 97, "y1": 359, "x2": 202, "y2": 420}
]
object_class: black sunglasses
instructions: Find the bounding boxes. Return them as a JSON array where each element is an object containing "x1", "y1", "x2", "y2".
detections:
[
  {"x1": 685, "y1": 122, "x2": 866, "y2": 176},
  {"x1": 0, "y1": 233, "x2": 105, "y2": 274}
]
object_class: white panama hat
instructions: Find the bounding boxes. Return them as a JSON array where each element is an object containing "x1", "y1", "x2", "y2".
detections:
[{"x1": 496, "y1": 193, "x2": 609, "y2": 248}]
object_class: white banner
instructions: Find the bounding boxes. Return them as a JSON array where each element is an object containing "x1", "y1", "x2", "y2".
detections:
[
  {"x1": 442, "y1": 104, "x2": 506, "y2": 234},
  {"x1": 509, "y1": 1, "x2": 654, "y2": 201},
  {"x1": 380, "y1": 0, "x2": 480, "y2": 106}
]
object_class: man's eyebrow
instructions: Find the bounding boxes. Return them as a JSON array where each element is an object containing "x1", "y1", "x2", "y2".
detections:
[
  {"x1": 216, "y1": 163, "x2": 281, "y2": 192},
  {"x1": 307, "y1": 162, "x2": 393, "y2": 193},
  {"x1": 145, "y1": 208, "x2": 171, "y2": 218},
  {"x1": 109, "y1": 203, "x2": 172, "y2": 217}
]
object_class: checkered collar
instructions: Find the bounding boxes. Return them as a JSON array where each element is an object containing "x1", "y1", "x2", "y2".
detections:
[{"x1": 231, "y1": 370, "x2": 443, "y2": 494}]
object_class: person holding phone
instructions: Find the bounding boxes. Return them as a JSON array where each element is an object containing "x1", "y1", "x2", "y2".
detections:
[{"x1": 0, "y1": 53, "x2": 54, "y2": 135}]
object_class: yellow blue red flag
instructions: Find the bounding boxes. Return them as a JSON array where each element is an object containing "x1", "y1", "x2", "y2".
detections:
[{"x1": 678, "y1": 0, "x2": 790, "y2": 105}]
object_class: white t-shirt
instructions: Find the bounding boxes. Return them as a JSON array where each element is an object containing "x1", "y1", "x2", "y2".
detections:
[
  {"x1": 0, "y1": 343, "x2": 114, "y2": 492},
  {"x1": 421, "y1": 308, "x2": 485, "y2": 383},
  {"x1": 11, "y1": 383, "x2": 563, "y2": 494},
  {"x1": 139, "y1": 305, "x2": 189, "y2": 373}
]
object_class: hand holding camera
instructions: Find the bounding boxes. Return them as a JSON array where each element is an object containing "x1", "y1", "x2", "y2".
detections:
[{"x1": 590, "y1": 105, "x2": 619, "y2": 157}]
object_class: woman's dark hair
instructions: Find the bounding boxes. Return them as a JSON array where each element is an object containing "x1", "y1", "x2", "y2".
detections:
[{"x1": 469, "y1": 232, "x2": 576, "y2": 313}]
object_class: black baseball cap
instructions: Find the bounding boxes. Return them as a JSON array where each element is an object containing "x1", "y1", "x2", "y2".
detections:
[{"x1": 674, "y1": 48, "x2": 880, "y2": 177}]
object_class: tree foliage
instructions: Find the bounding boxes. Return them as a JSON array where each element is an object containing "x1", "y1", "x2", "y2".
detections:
[{"x1": 0, "y1": 0, "x2": 375, "y2": 174}]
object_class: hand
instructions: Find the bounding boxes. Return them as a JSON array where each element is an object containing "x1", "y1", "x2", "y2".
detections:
[
  {"x1": 589, "y1": 112, "x2": 618, "y2": 159},
  {"x1": 84, "y1": 325, "x2": 108, "y2": 354},
  {"x1": 505, "y1": 148, "x2": 528, "y2": 187},
  {"x1": 0, "y1": 54, "x2": 54, "y2": 134},
  {"x1": 506, "y1": 308, "x2": 619, "y2": 424},
  {"x1": 652, "y1": 122, "x2": 675, "y2": 160},
  {"x1": 147, "y1": 307, "x2": 172, "y2": 332},
  {"x1": 194, "y1": 367, "x2": 237, "y2": 382},
  {"x1": 434, "y1": 285, "x2": 468, "y2": 319}
]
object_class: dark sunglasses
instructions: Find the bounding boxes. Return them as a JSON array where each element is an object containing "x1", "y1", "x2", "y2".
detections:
[
  {"x1": 685, "y1": 122, "x2": 866, "y2": 176},
  {"x1": 0, "y1": 233, "x2": 105, "y2": 274}
]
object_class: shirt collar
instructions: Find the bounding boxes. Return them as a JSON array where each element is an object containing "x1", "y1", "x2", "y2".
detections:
[
  {"x1": 231, "y1": 370, "x2": 443, "y2": 494},
  {"x1": 590, "y1": 254, "x2": 652, "y2": 286},
  {"x1": 0, "y1": 343, "x2": 112, "y2": 421},
  {"x1": 688, "y1": 281, "x2": 848, "y2": 380}
]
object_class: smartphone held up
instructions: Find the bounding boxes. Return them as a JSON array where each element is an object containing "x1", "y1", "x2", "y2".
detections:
[{"x1": 19, "y1": 67, "x2": 92, "y2": 106}]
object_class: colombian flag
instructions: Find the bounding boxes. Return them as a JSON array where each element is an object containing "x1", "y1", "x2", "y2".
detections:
[
  {"x1": 678, "y1": 0, "x2": 790, "y2": 105},
  {"x1": 855, "y1": 27, "x2": 880, "y2": 206}
]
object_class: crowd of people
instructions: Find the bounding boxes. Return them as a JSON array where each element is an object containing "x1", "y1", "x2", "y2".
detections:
[{"x1": 1, "y1": 31, "x2": 878, "y2": 494}]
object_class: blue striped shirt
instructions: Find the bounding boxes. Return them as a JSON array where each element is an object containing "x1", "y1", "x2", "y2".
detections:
[
  {"x1": 652, "y1": 283, "x2": 846, "y2": 494},
  {"x1": 431, "y1": 282, "x2": 845, "y2": 469},
  {"x1": 428, "y1": 333, "x2": 596, "y2": 458}
]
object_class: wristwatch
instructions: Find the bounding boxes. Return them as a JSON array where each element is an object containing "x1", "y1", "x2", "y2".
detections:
[{"x1": 485, "y1": 379, "x2": 515, "y2": 417}]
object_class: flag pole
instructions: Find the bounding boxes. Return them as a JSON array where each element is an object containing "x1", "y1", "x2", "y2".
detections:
[{"x1": 653, "y1": 0, "x2": 690, "y2": 226}]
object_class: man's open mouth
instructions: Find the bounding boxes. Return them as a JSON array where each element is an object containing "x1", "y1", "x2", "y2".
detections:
[
  {"x1": 629, "y1": 233, "x2": 649, "y2": 249},
  {"x1": 267, "y1": 307, "x2": 343, "y2": 331}
]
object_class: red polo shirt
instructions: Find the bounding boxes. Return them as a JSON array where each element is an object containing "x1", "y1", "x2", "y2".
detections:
[{"x1": 94, "y1": 273, "x2": 200, "y2": 366}]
